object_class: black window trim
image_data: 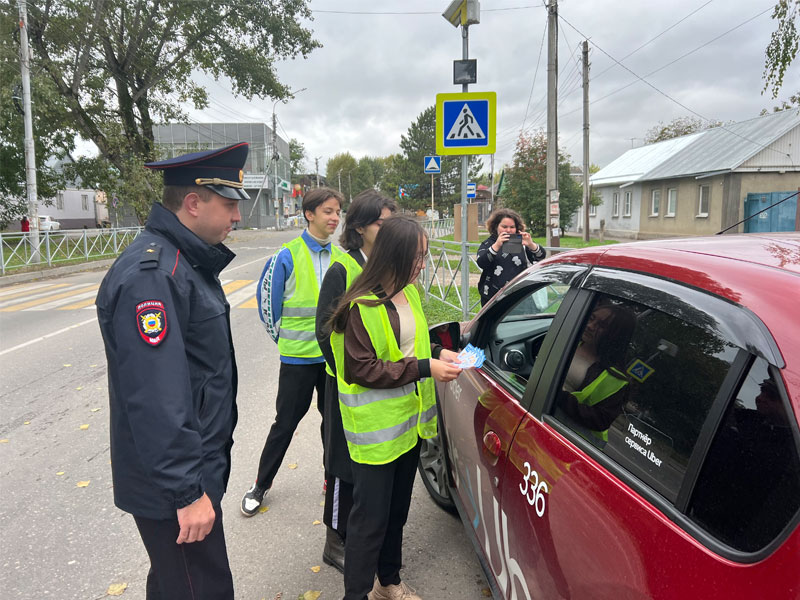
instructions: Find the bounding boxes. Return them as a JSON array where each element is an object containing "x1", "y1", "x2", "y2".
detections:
[{"x1": 528, "y1": 268, "x2": 799, "y2": 563}]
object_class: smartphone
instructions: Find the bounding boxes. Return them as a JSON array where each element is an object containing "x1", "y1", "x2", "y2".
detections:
[{"x1": 502, "y1": 233, "x2": 523, "y2": 254}]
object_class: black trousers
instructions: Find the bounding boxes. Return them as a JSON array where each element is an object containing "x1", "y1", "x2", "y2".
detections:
[
  {"x1": 256, "y1": 362, "x2": 326, "y2": 489},
  {"x1": 343, "y1": 439, "x2": 421, "y2": 600},
  {"x1": 133, "y1": 505, "x2": 233, "y2": 600},
  {"x1": 324, "y1": 472, "x2": 354, "y2": 538}
]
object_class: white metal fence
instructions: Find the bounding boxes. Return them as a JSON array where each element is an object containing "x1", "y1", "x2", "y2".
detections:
[{"x1": 1, "y1": 227, "x2": 144, "y2": 275}]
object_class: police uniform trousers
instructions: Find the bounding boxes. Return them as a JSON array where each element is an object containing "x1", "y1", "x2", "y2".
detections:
[
  {"x1": 256, "y1": 362, "x2": 326, "y2": 489},
  {"x1": 133, "y1": 505, "x2": 233, "y2": 600},
  {"x1": 343, "y1": 439, "x2": 422, "y2": 600}
]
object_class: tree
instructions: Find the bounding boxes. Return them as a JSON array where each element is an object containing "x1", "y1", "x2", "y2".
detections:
[
  {"x1": 763, "y1": 0, "x2": 799, "y2": 99},
  {"x1": 14, "y1": 0, "x2": 319, "y2": 223},
  {"x1": 326, "y1": 153, "x2": 358, "y2": 205},
  {"x1": 380, "y1": 106, "x2": 482, "y2": 212},
  {"x1": 502, "y1": 131, "x2": 583, "y2": 236},
  {"x1": 289, "y1": 138, "x2": 306, "y2": 180},
  {"x1": 644, "y1": 116, "x2": 723, "y2": 144}
]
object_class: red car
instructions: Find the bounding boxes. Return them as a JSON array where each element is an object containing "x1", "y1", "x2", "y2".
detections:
[{"x1": 419, "y1": 233, "x2": 800, "y2": 599}]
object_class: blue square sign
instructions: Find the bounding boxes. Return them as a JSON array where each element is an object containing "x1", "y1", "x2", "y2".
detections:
[{"x1": 424, "y1": 156, "x2": 441, "y2": 174}]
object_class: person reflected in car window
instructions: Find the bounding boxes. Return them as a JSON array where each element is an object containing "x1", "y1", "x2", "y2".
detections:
[
  {"x1": 558, "y1": 303, "x2": 636, "y2": 442},
  {"x1": 476, "y1": 208, "x2": 545, "y2": 306}
]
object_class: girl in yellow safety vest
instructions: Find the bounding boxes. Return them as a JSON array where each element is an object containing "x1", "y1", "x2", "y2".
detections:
[{"x1": 328, "y1": 215, "x2": 461, "y2": 600}]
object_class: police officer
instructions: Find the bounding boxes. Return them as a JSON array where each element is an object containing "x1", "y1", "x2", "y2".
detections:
[{"x1": 96, "y1": 143, "x2": 249, "y2": 600}]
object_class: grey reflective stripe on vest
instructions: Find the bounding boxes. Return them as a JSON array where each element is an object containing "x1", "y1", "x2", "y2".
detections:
[
  {"x1": 344, "y1": 412, "x2": 417, "y2": 446},
  {"x1": 279, "y1": 329, "x2": 317, "y2": 341},
  {"x1": 282, "y1": 306, "x2": 317, "y2": 317},
  {"x1": 343, "y1": 399, "x2": 439, "y2": 446},
  {"x1": 339, "y1": 383, "x2": 417, "y2": 408}
]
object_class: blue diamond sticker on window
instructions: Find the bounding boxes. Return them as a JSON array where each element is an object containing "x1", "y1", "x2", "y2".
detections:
[{"x1": 627, "y1": 359, "x2": 655, "y2": 383}]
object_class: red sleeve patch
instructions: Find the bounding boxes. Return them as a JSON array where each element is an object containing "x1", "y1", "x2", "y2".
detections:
[{"x1": 136, "y1": 300, "x2": 168, "y2": 346}]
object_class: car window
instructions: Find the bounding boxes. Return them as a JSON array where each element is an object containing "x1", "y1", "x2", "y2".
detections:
[
  {"x1": 552, "y1": 293, "x2": 739, "y2": 503},
  {"x1": 688, "y1": 358, "x2": 800, "y2": 552},
  {"x1": 484, "y1": 283, "x2": 570, "y2": 395}
]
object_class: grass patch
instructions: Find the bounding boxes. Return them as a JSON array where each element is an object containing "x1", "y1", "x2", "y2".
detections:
[{"x1": 419, "y1": 285, "x2": 481, "y2": 324}]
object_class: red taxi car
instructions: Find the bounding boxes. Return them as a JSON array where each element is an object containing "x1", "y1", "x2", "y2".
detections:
[{"x1": 419, "y1": 233, "x2": 800, "y2": 599}]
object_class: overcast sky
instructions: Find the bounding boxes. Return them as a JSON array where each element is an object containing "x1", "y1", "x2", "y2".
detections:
[{"x1": 188, "y1": 0, "x2": 800, "y2": 177}]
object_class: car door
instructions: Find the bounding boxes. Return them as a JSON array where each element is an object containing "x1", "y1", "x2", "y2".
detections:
[
  {"x1": 437, "y1": 264, "x2": 587, "y2": 599},
  {"x1": 500, "y1": 268, "x2": 800, "y2": 599}
]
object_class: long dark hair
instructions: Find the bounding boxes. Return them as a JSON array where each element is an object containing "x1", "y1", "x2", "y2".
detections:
[
  {"x1": 330, "y1": 215, "x2": 427, "y2": 333},
  {"x1": 339, "y1": 190, "x2": 397, "y2": 250},
  {"x1": 593, "y1": 303, "x2": 636, "y2": 373}
]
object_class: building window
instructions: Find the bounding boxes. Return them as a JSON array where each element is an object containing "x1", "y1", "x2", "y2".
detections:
[
  {"x1": 612, "y1": 192, "x2": 620, "y2": 217},
  {"x1": 81, "y1": 194, "x2": 89, "y2": 211},
  {"x1": 651, "y1": 189, "x2": 661, "y2": 216},
  {"x1": 56, "y1": 192, "x2": 64, "y2": 210},
  {"x1": 623, "y1": 191, "x2": 632, "y2": 217},
  {"x1": 666, "y1": 188, "x2": 677, "y2": 217},
  {"x1": 589, "y1": 203, "x2": 597, "y2": 217},
  {"x1": 698, "y1": 185, "x2": 710, "y2": 217}
]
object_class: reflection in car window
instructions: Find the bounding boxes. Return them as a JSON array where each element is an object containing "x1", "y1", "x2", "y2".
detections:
[
  {"x1": 553, "y1": 293, "x2": 738, "y2": 504},
  {"x1": 485, "y1": 283, "x2": 569, "y2": 395},
  {"x1": 689, "y1": 358, "x2": 800, "y2": 552}
]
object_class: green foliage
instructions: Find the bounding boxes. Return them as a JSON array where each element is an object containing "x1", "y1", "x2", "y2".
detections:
[
  {"x1": 501, "y1": 131, "x2": 583, "y2": 236},
  {"x1": 13, "y1": 0, "x2": 318, "y2": 223},
  {"x1": 379, "y1": 106, "x2": 483, "y2": 212},
  {"x1": 644, "y1": 116, "x2": 722, "y2": 144},
  {"x1": 289, "y1": 138, "x2": 306, "y2": 177},
  {"x1": 326, "y1": 152, "x2": 358, "y2": 203},
  {"x1": 763, "y1": 0, "x2": 799, "y2": 98}
]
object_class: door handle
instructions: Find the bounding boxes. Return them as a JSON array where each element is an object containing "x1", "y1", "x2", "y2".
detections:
[{"x1": 483, "y1": 431, "x2": 502, "y2": 457}]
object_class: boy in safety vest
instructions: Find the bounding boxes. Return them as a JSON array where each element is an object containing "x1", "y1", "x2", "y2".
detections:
[{"x1": 241, "y1": 187, "x2": 343, "y2": 516}]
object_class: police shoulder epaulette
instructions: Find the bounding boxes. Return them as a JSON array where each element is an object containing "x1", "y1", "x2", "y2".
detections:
[{"x1": 139, "y1": 242, "x2": 162, "y2": 269}]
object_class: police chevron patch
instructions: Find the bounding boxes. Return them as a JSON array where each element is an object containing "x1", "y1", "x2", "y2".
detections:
[{"x1": 136, "y1": 300, "x2": 168, "y2": 346}]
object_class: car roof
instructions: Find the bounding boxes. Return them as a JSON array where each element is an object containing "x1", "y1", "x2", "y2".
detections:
[{"x1": 548, "y1": 233, "x2": 800, "y2": 408}]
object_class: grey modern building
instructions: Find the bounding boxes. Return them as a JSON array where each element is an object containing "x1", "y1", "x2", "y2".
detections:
[{"x1": 153, "y1": 122, "x2": 293, "y2": 229}]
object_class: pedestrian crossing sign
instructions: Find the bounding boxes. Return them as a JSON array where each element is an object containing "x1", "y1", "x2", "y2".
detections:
[{"x1": 436, "y1": 91, "x2": 496, "y2": 155}]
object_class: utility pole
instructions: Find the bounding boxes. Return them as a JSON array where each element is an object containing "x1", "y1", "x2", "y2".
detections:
[
  {"x1": 337, "y1": 169, "x2": 342, "y2": 193},
  {"x1": 546, "y1": 0, "x2": 559, "y2": 248},
  {"x1": 315, "y1": 157, "x2": 320, "y2": 187},
  {"x1": 17, "y1": 0, "x2": 39, "y2": 260},
  {"x1": 272, "y1": 110, "x2": 282, "y2": 230},
  {"x1": 582, "y1": 40, "x2": 590, "y2": 242},
  {"x1": 459, "y1": 18, "x2": 470, "y2": 319}
]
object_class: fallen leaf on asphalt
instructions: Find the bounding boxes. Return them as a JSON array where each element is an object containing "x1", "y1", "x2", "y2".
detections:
[
  {"x1": 107, "y1": 582, "x2": 128, "y2": 595},
  {"x1": 309, "y1": 566, "x2": 321, "y2": 573},
  {"x1": 288, "y1": 463, "x2": 297, "y2": 469},
  {"x1": 24, "y1": 421, "x2": 30, "y2": 425},
  {"x1": 312, "y1": 520, "x2": 321, "y2": 525},
  {"x1": 79, "y1": 424, "x2": 89, "y2": 430},
  {"x1": 76, "y1": 386, "x2": 83, "y2": 390},
  {"x1": 301, "y1": 591, "x2": 321, "y2": 600},
  {"x1": 91, "y1": 408, "x2": 101, "y2": 412},
  {"x1": 482, "y1": 588, "x2": 492, "y2": 597},
  {"x1": 56, "y1": 471, "x2": 65, "y2": 476},
  {"x1": 63, "y1": 363, "x2": 72, "y2": 367},
  {"x1": 90, "y1": 364, "x2": 97, "y2": 368},
  {"x1": 76, "y1": 480, "x2": 90, "y2": 487},
  {"x1": 259, "y1": 505, "x2": 269, "y2": 513},
  {"x1": 319, "y1": 500, "x2": 324, "y2": 507},
  {"x1": 0, "y1": 439, "x2": 8, "y2": 443}
]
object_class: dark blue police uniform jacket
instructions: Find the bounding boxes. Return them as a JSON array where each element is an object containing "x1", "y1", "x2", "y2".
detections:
[{"x1": 96, "y1": 202, "x2": 238, "y2": 520}]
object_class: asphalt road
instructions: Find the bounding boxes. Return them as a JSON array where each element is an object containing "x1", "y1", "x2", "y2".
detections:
[{"x1": 0, "y1": 228, "x2": 488, "y2": 600}]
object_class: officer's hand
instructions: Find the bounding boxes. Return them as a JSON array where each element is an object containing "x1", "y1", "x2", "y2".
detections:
[
  {"x1": 430, "y1": 358, "x2": 462, "y2": 383},
  {"x1": 176, "y1": 493, "x2": 215, "y2": 544}
]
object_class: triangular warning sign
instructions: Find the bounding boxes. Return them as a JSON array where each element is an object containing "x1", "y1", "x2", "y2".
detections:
[
  {"x1": 447, "y1": 104, "x2": 486, "y2": 140},
  {"x1": 425, "y1": 157, "x2": 439, "y2": 171}
]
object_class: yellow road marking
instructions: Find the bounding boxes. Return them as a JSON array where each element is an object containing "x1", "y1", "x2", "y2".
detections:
[
  {"x1": 0, "y1": 283, "x2": 69, "y2": 301},
  {"x1": 238, "y1": 296, "x2": 258, "y2": 309},
  {"x1": 0, "y1": 284, "x2": 100, "y2": 312},
  {"x1": 222, "y1": 280, "x2": 252, "y2": 294},
  {"x1": 59, "y1": 297, "x2": 98, "y2": 310}
]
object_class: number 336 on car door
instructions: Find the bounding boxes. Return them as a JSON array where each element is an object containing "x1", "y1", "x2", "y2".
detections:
[{"x1": 519, "y1": 462, "x2": 548, "y2": 518}]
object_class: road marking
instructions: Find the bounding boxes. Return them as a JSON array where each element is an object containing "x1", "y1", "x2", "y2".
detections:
[
  {"x1": 226, "y1": 287, "x2": 256, "y2": 308},
  {"x1": 0, "y1": 284, "x2": 100, "y2": 312},
  {"x1": 61, "y1": 297, "x2": 98, "y2": 310},
  {"x1": 0, "y1": 316, "x2": 98, "y2": 357},
  {"x1": 0, "y1": 281, "x2": 63, "y2": 297},
  {"x1": 0, "y1": 283, "x2": 70, "y2": 303},
  {"x1": 28, "y1": 289, "x2": 98, "y2": 310},
  {"x1": 238, "y1": 296, "x2": 258, "y2": 309},
  {"x1": 222, "y1": 280, "x2": 252, "y2": 294},
  {"x1": 223, "y1": 254, "x2": 273, "y2": 274}
]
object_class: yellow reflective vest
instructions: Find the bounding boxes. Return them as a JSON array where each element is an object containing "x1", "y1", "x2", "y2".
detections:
[
  {"x1": 277, "y1": 236, "x2": 342, "y2": 358},
  {"x1": 330, "y1": 285, "x2": 437, "y2": 465},
  {"x1": 571, "y1": 366, "x2": 628, "y2": 442},
  {"x1": 324, "y1": 251, "x2": 364, "y2": 377}
]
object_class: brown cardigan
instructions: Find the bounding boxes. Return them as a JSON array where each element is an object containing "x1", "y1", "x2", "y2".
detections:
[{"x1": 342, "y1": 298, "x2": 440, "y2": 389}]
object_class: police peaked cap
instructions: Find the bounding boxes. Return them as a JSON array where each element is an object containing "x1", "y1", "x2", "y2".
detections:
[{"x1": 145, "y1": 142, "x2": 250, "y2": 201}]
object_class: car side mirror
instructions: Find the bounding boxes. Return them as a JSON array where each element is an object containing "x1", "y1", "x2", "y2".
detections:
[{"x1": 429, "y1": 321, "x2": 463, "y2": 352}]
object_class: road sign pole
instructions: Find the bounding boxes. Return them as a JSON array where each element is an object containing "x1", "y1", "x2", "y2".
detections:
[{"x1": 460, "y1": 25, "x2": 470, "y2": 321}]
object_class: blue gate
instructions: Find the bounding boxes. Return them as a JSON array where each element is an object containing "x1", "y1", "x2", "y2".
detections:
[{"x1": 744, "y1": 191, "x2": 798, "y2": 233}]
